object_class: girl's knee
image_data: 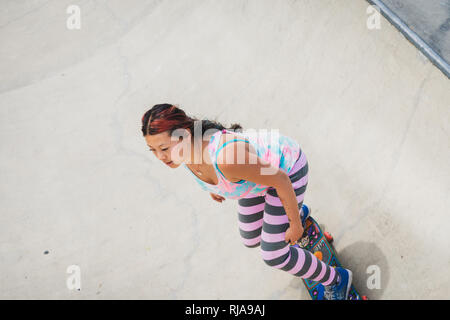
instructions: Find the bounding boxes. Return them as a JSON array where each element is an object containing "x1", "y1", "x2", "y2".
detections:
[
  {"x1": 260, "y1": 241, "x2": 291, "y2": 268},
  {"x1": 241, "y1": 237, "x2": 261, "y2": 248},
  {"x1": 244, "y1": 242, "x2": 260, "y2": 248}
]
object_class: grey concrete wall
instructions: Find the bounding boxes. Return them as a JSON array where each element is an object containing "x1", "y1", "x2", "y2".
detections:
[{"x1": 382, "y1": 0, "x2": 450, "y2": 64}]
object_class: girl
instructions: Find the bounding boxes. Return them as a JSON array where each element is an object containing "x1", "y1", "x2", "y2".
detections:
[{"x1": 141, "y1": 103, "x2": 352, "y2": 300}]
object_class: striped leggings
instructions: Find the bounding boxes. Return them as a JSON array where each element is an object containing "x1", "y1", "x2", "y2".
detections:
[{"x1": 237, "y1": 151, "x2": 338, "y2": 286}]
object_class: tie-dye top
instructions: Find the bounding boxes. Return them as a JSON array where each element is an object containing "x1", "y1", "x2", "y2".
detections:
[{"x1": 183, "y1": 128, "x2": 300, "y2": 200}]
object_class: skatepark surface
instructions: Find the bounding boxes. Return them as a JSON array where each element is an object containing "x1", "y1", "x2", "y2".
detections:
[{"x1": 1, "y1": 0, "x2": 449, "y2": 299}]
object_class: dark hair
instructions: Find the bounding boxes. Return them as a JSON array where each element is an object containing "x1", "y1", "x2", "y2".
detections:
[{"x1": 141, "y1": 104, "x2": 243, "y2": 139}]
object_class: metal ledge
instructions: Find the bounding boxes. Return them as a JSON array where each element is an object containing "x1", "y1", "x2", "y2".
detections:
[{"x1": 366, "y1": 0, "x2": 450, "y2": 79}]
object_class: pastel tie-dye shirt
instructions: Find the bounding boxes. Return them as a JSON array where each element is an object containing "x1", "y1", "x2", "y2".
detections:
[{"x1": 183, "y1": 128, "x2": 300, "y2": 199}]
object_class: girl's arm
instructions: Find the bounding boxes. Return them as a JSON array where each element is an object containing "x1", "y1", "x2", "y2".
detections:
[{"x1": 217, "y1": 141, "x2": 303, "y2": 244}]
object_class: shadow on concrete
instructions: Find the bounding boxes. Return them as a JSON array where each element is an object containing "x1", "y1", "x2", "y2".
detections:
[
  {"x1": 293, "y1": 241, "x2": 389, "y2": 300},
  {"x1": 338, "y1": 241, "x2": 389, "y2": 300}
]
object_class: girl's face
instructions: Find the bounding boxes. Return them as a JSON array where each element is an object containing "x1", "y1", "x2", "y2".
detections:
[{"x1": 145, "y1": 131, "x2": 188, "y2": 168}]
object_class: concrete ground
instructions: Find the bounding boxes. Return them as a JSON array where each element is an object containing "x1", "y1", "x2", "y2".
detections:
[{"x1": 1, "y1": 0, "x2": 449, "y2": 299}]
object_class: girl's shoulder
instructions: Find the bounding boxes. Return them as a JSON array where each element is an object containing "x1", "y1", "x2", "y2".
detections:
[
  {"x1": 214, "y1": 130, "x2": 255, "y2": 163},
  {"x1": 217, "y1": 130, "x2": 249, "y2": 148}
]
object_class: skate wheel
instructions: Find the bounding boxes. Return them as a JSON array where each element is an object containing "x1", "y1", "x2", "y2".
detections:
[
  {"x1": 362, "y1": 296, "x2": 368, "y2": 300},
  {"x1": 324, "y1": 231, "x2": 333, "y2": 243},
  {"x1": 313, "y1": 251, "x2": 323, "y2": 261}
]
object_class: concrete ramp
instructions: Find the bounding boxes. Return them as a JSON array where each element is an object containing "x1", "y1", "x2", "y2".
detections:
[{"x1": 1, "y1": 0, "x2": 449, "y2": 299}]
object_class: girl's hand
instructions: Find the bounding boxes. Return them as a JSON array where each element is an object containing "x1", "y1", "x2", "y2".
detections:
[
  {"x1": 285, "y1": 223, "x2": 304, "y2": 246},
  {"x1": 210, "y1": 193, "x2": 225, "y2": 203}
]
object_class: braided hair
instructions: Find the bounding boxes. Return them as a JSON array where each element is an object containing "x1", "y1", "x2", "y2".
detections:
[{"x1": 141, "y1": 104, "x2": 243, "y2": 139}]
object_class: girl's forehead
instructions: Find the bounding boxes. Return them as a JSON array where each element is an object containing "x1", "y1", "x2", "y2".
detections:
[{"x1": 145, "y1": 132, "x2": 177, "y2": 146}]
